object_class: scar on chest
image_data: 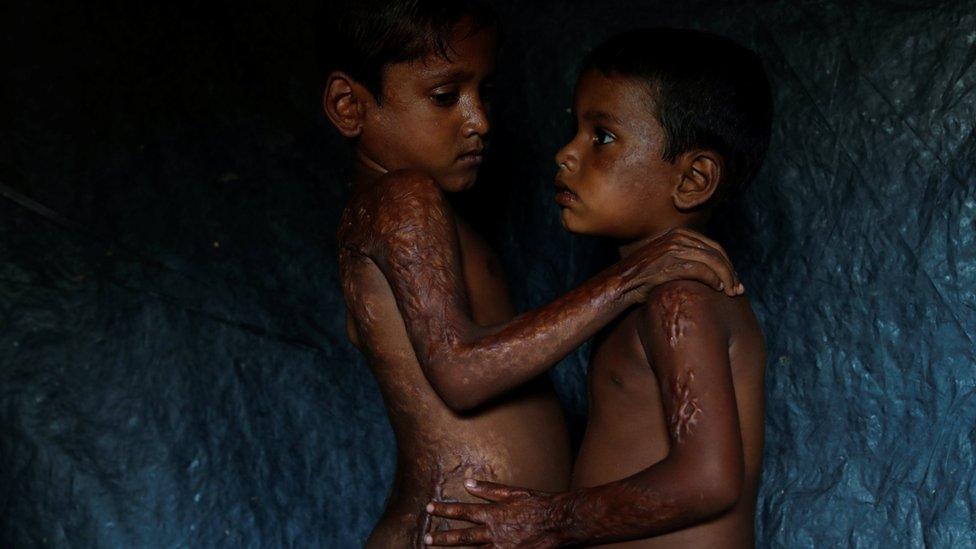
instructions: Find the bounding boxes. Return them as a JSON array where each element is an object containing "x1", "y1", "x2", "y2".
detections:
[{"x1": 667, "y1": 370, "x2": 702, "y2": 444}]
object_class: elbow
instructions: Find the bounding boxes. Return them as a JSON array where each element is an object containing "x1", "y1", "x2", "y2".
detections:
[
  {"x1": 694, "y1": 464, "x2": 743, "y2": 517},
  {"x1": 425, "y1": 358, "x2": 486, "y2": 412},
  {"x1": 663, "y1": 451, "x2": 743, "y2": 519},
  {"x1": 435, "y1": 384, "x2": 483, "y2": 412}
]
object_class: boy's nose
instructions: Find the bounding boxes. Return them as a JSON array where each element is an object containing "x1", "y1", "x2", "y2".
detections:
[
  {"x1": 462, "y1": 100, "x2": 490, "y2": 138},
  {"x1": 555, "y1": 146, "x2": 577, "y2": 173}
]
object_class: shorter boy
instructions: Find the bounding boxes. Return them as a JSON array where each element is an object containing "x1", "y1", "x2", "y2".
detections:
[{"x1": 427, "y1": 28, "x2": 773, "y2": 547}]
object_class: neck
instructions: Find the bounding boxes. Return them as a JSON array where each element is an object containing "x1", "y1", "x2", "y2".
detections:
[
  {"x1": 617, "y1": 229, "x2": 671, "y2": 259},
  {"x1": 352, "y1": 150, "x2": 388, "y2": 189},
  {"x1": 617, "y1": 219, "x2": 708, "y2": 259}
]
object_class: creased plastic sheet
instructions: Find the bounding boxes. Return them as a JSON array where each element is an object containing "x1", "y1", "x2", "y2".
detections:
[{"x1": 1, "y1": 0, "x2": 974, "y2": 547}]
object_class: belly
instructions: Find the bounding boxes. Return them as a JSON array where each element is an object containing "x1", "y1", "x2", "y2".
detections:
[
  {"x1": 393, "y1": 378, "x2": 571, "y2": 486},
  {"x1": 573, "y1": 316, "x2": 671, "y2": 488},
  {"x1": 573, "y1": 385, "x2": 671, "y2": 489},
  {"x1": 341, "y1": 237, "x2": 572, "y2": 546},
  {"x1": 371, "y1": 371, "x2": 571, "y2": 548},
  {"x1": 360, "y1": 327, "x2": 570, "y2": 545}
]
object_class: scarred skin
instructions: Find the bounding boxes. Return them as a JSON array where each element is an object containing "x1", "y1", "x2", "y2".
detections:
[
  {"x1": 340, "y1": 173, "x2": 740, "y2": 411},
  {"x1": 426, "y1": 69, "x2": 766, "y2": 547},
  {"x1": 339, "y1": 173, "x2": 742, "y2": 546},
  {"x1": 328, "y1": 21, "x2": 743, "y2": 547}
]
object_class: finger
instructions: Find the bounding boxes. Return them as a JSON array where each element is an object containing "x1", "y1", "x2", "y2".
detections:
[
  {"x1": 671, "y1": 250, "x2": 736, "y2": 296},
  {"x1": 671, "y1": 228, "x2": 733, "y2": 267},
  {"x1": 671, "y1": 232, "x2": 735, "y2": 277},
  {"x1": 425, "y1": 526, "x2": 491, "y2": 546},
  {"x1": 464, "y1": 479, "x2": 531, "y2": 502},
  {"x1": 670, "y1": 260, "x2": 724, "y2": 293},
  {"x1": 427, "y1": 501, "x2": 488, "y2": 523},
  {"x1": 672, "y1": 231, "x2": 743, "y2": 294}
]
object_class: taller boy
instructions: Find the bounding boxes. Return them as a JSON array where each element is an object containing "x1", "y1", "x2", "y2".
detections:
[{"x1": 321, "y1": 2, "x2": 742, "y2": 545}]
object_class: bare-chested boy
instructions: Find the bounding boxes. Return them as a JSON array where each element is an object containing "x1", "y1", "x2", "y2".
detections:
[
  {"x1": 427, "y1": 28, "x2": 773, "y2": 547},
  {"x1": 322, "y1": 4, "x2": 744, "y2": 545}
]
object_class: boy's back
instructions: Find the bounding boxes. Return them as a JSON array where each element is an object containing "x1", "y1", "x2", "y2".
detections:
[{"x1": 573, "y1": 280, "x2": 765, "y2": 548}]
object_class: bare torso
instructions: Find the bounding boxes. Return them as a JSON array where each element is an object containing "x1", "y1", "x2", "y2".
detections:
[
  {"x1": 341, "y1": 210, "x2": 571, "y2": 548},
  {"x1": 573, "y1": 297, "x2": 765, "y2": 548}
]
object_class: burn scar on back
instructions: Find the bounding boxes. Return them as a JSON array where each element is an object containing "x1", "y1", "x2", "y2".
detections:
[
  {"x1": 658, "y1": 288, "x2": 694, "y2": 348},
  {"x1": 666, "y1": 370, "x2": 702, "y2": 444},
  {"x1": 418, "y1": 456, "x2": 497, "y2": 545}
]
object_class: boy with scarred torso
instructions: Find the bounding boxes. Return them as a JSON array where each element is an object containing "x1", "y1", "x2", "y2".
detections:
[{"x1": 427, "y1": 28, "x2": 772, "y2": 548}]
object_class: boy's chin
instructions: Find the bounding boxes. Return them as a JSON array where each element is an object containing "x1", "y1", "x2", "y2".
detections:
[
  {"x1": 437, "y1": 171, "x2": 478, "y2": 193},
  {"x1": 559, "y1": 210, "x2": 589, "y2": 235}
]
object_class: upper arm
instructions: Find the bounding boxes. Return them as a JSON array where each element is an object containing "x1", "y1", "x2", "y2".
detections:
[
  {"x1": 639, "y1": 281, "x2": 743, "y2": 493},
  {"x1": 344, "y1": 170, "x2": 476, "y2": 368}
]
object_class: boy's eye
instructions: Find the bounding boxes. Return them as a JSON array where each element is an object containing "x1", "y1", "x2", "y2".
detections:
[
  {"x1": 593, "y1": 128, "x2": 617, "y2": 145},
  {"x1": 431, "y1": 90, "x2": 460, "y2": 106}
]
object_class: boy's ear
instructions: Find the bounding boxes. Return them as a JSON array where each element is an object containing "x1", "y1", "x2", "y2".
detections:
[
  {"x1": 323, "y1": 71, "x2": 370, "y2": 138},
  {"x1": 672, "y1": 150, "x2": 723, "y2": 211}
]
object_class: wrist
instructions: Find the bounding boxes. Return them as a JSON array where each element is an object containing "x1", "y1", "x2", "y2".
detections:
[
  {"x1": 605, "y1": 260, "x2": 642, "y2": 306},
  {"x1": 548, "y1": 490, "x2": 587, "y2": 546}
]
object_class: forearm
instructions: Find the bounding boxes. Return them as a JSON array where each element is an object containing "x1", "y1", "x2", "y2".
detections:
[
  {"x1": 430, "y1": 260, "x2": 640, "y2": 408},
  {"x1": 553, "y1": 459, "x2": 740, "y2": 546},
  {"x1": 355, "y1": 175, "x2": 737, "y2": 410}
]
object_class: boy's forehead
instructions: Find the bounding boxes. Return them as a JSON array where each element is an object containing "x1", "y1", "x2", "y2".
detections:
[
  {"x1": 574, "y1": 70, "x2": 655, "y2": 122},
  {"x1": 399, "y1": 23, "x2": 497, "y2": 81}
]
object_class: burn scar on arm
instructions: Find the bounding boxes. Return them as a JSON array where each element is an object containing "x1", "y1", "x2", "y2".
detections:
[
  {"x1": 660, "y1": 290, "x2": 693, "y2": 348},
  {"x1": 645, "y1": 283, "x2": 725, "y2": 445},
  {"x1": 666, "y1": 370, "x2": 702, "y2": 444}
]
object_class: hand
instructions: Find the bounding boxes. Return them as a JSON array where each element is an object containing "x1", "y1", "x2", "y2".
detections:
[
  {"x1": 622, "y1": 228, "x2": 743, "y2": 302},
  {"x1": 425, "y1": 479, "x2": 569, "y2": 548}
]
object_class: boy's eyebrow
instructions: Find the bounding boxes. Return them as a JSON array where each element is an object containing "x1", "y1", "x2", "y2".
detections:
[
  {"x1": 424, "y1": 67, "x2": 475, "y2": 84},
  {"x1": 582, "y1": 109, "x2": 623, "y2": 126}
]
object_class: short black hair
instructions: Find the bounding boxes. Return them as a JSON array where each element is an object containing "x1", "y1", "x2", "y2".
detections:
[
  {"x1": 316, "y1": 0, "x2": 497, "y2": 98},
  {"x1": 581, "y1": 28, "x2": 773, "y2": 199}
]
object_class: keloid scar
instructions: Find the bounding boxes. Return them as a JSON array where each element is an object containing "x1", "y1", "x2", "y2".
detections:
[
  {"x1": 661, "y1": 290, "x2": 692, "y2": 348},
  {"x1": 667, "y1": 370, "x2": 702, "y2": 444},
  {"x1": 417, "y1": 457, "x2": 497, "y2": 547}
]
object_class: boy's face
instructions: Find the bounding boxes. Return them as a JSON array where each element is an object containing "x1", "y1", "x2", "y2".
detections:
[
  {"x1": 358, "y1": 20, "x2": 496, "y2": 192},
  {"x1": 555, "y1": 70, "x2": 681, "y2": 240}
]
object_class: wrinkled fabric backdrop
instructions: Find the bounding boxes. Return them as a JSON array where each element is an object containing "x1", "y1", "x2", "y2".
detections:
[{"x1": 2, "y1": 0, "x2": 975, "y2": 546}]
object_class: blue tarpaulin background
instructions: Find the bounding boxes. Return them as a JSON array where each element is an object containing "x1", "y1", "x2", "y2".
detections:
[{"x1": 2, "y1": 0, "x2": 974, "y2": 546}]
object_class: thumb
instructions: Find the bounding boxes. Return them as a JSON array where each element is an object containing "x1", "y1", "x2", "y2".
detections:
[{"x1": 464, "y1": 479, "x2": 525, "y2": 502}]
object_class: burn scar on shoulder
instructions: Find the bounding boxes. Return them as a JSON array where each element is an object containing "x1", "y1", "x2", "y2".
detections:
[
  {"x1": 657, "y1": 287, "x2": 696, "y2": 348},
  {"x1": 667, "y1": 370, "x2": 702, "y2": 444}
]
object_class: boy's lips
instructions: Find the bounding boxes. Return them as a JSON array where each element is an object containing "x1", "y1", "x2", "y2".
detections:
[
  {"x1": 554, "y1": 179, "x2": 579, "y2": 206},
  {"x1": 456, "y1": 148, "x2": 485, "y2": 168}
]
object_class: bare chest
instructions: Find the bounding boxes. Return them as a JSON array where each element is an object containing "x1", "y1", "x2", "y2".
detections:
[
  {"x1": 342, "y1": 217, "x2": 513, "y2": 348},
  {"x1": 574, "y1": 310, "x2": 671, "y2": 486},
  {"x1": 588, "y1": 309, "x2": 663, "y2": 411},
  {"x1": 454, "y1": 219, "x2": 514, "y2": 325}
]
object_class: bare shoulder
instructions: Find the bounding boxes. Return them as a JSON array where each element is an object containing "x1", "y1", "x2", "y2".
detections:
[
  {"x1": 642, "y1": 280, "x2": 764, "y2": 366},
  {"x1": 338, "y1": 169, "x2": 453, "y2": 253},
  {"x1": 640, "y1": 280, "x2": 734, "y2": 349},
  {"x1": 371, "y1": 169, "x2": 444, "y2": 207}
]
